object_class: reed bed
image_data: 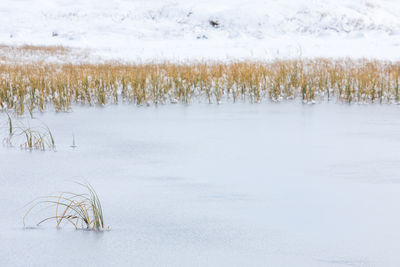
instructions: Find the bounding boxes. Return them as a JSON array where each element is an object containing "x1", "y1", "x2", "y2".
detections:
[{"x1": 0, "y1": 59, "x2": 399, "y2": 114}]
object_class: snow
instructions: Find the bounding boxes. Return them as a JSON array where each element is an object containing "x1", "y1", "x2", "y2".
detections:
[
  {"x1": 1, "y1": 104, "x2": 400, "y2": 266},
  {"x1": 0, "y1": 0, "x2": 399, "y2": 62}
]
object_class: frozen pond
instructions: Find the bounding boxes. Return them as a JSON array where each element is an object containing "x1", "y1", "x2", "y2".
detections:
[{"x1": 1, "y1": 103, "x2": 400, "y2": 266}]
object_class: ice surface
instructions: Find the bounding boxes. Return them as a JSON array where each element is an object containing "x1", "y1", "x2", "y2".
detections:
[
  {"x1": 0, "y1": 0, "x2": 399, "y2": 61},
  {"x1": 1, "y1": 103, "x2": 400, "y2": 266}
]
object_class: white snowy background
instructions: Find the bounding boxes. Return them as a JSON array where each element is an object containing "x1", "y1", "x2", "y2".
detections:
[{"x1": 1, "y1": 0, "x2": 399, "y2": 61}]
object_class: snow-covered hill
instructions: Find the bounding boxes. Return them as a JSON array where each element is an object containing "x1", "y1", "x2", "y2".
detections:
[{"x1": 0, "y1": 0, "x2": 399, "y2": 61}]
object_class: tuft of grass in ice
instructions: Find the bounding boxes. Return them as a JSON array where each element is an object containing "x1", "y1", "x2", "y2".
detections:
[
  {"x1": 23, "y1": 182, "x2": 107, "y2": 231},
  {"x1": 17, "y1": 121, "x2": 55, "y2": 151},
  {"x1": 6, "y1": 112, "x2": 13, "y2": 135},
  {"x1": 1, "y1": 114, "x2": 55, "y2": 151},
  {"x1": 1, "y1": 112, "x2": 14, "y2": 146},
  {"x1": 19, "y1": 125, "x2": 52, "y2": 151}
]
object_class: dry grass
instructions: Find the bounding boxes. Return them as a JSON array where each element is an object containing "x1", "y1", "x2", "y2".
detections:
[
  {"x1": 23, "y1": 183, "x2": 106, "y2": 231},
  {"x1": 18, "y1": 124, "x2": 55, "y2": 151},
  {"x1": 17, "y1": 45, "x2": 71, "y2": 55},
  {"x1": 0, "y1": 59, "x2": 399, "y2": 114},
  {"x1": 0, "y1": 44, "x2": 71, "y2": 56},
  {"x1": 0, "y1": 44, "x2": 90, "y2": 65}
]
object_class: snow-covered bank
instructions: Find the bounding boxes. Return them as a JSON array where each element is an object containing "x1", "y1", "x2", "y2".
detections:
[
  {"x1": 1, "y1": 0, "x2": 399, "y2": 62},
  {"x1": 1, "y1": 104, "x2": 400, "y2": 266}
]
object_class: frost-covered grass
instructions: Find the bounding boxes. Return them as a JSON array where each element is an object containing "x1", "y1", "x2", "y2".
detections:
[{"x1": 0, "y1": 58, "x2": 399, "y2": 114}]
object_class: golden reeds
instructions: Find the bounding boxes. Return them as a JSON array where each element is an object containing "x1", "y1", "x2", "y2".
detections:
[{"x1": 0, "y1": 59, "x2": 399, "y2": 114}]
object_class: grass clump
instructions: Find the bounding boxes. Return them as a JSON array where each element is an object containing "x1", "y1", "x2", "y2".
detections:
[
  {"x1": 19, "y1": 124, "x2": 55, "y2": 151},
  {"x1": 1, "y1": 114, "x2": 55, "y2": 151},
  {"x1": 23, "y1": 182, "x2": 107, "y2": 231},
  {"x1": 1, "y1": 112, "x2": 13, "y2": 146}
]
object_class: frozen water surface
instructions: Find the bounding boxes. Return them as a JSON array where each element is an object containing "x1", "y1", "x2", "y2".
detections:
[{"x1": 1, "y1": 103, "x2": 400, "y2": 266}]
